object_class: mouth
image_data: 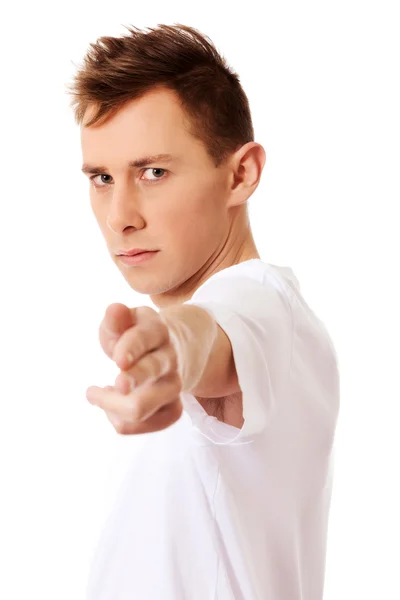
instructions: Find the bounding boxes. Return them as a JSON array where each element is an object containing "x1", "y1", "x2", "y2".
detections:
[{"x1": 118, "y1": 250, "x2": 159, "y2": 265}]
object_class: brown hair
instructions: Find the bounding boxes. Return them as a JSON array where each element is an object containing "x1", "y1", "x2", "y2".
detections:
[{"x1": 66, "y1": 23, "x2": 254, "y2": 167}]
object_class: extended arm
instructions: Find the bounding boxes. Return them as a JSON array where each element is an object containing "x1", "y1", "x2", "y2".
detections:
[{"x1": 159, "y1": 304, "x2": 240, "y2": 398}]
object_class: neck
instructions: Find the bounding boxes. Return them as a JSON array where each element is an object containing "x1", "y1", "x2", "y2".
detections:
[{"x1": 151, "y1": 210, "x2": 260, "y2": 309}]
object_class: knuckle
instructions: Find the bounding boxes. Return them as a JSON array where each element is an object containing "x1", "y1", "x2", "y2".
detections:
[
  {"x1": 106, "y1": 412, "x2": 126, "y2": 434},
  {"x1": 148, "y1": 352, "x2": 160, "y2": 376},
  {"x1": 164, "y1": 373, "x2": 182, "y2": 395},
  {"x1": 132, "y1": 364, "x2": 148, "y2": 387},
  {"x1": 162, "y1": 354, "x2": 172, "y2": 377},
  {"x1": 159, "y1": 350, "x2": 174, "y2": 378},
  {"x1": 137, "y1": 306, "x2": 157, "y2": 318},
  {"x1": 128, "y1": 368, "x2": 142, "y2": 388},
  {"x1": 115, "y1": 421, "x2": 127, "y2": 434},
  {"x1": 168, "y1": 347, "x2": 179, "y2": 372},
  {"x1": 163, "y1": 399, "x2": 183, "y2": 425},
  {"x1": 160, "y1": 321, "x2": 170, "y2": 340},
  {"x1": 174, "y1": 399, "x2": 184, "y2": 419},
  {"x1": 172, "y1": 378, "x2": 182, "y2": 396},
  {"x1": 99, "y1": 328, "x2": 116, "y2": 358},
  {"x1": 127, "y1": 408, "x2": 140, "y2": 423},
  {"x1": 132, "y1": 328, "x2": 146, "y2": 356},
  {"x1": 151, "y1": 321, "x2": 168, "y2": 348},
  {"x1": 127, "y1": 399, "x2": 141, "y2": 422}
]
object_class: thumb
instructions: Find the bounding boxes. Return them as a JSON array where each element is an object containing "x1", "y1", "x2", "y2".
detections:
[{"x1": 103, "y1": 303, "x2": 136, "y2": 338}]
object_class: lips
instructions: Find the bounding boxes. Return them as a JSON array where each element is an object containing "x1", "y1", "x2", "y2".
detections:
[
  {"x1": 118, "y1": 250, "x2": 159, "y2": 265},
  {"x1": 118, "y1": 248, "x2": 158, "y2": 256}
]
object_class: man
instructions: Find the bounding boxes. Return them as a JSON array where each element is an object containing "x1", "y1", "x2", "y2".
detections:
[{"x1": 68, "y1": 23, "x2": 340, "y2": 600}]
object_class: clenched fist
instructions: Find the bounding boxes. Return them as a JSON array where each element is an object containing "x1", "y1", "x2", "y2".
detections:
[{"x1": 86, "y1": 303, "x2": 183, "y2": 434}]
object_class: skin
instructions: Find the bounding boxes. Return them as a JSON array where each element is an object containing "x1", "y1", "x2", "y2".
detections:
[
  {"x1": 80, "y1": 86, "x2": 265, "y2": 308},
  {"x1": 81, "y1": 86, "x2": 266, "y2": 433}
]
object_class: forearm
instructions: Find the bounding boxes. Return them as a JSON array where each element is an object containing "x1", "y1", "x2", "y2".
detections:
[{"x1": 159, "y1": 304, "x2": 218, "y2": 393}]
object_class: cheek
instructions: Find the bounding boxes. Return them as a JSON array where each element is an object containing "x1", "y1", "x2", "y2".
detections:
[
  {"x1": 91, "y1": 206, "x2": 107, "y2": 233},
  {"x1": 89, "y1": 195, "x2": 103, "y2": 221},
  {"x1": 89, "y1": 200, "x2": 111, "y2": 240},
  {"x1": 167, "y1": 180, "x2": 225, "y2": 226},
  {"x1": 159, "y1": 202, "x2": 217, "y2": 240}
]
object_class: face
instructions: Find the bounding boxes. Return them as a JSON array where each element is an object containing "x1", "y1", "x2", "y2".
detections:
[{"x1": 80, "y1": 87, "x2": 244, "y2": 306}]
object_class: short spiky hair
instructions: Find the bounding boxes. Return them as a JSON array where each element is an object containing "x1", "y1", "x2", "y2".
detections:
[{"x1": 66, "y1": 23, "x2": 254, "y2": 167}]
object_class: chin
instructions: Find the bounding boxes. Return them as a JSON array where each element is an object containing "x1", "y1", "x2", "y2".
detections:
[{"x1": 120, "y1": 272, "x2": 172, "y2": 296}]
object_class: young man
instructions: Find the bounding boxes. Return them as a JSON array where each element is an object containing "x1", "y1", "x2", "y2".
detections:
[{"x1": 68, "y1": 24, "x2": 340, "y2": 600}]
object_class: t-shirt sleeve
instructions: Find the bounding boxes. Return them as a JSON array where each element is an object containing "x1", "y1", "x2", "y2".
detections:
[{"x1": 182, "y1": 274, "x2": 293, "y2": 444}]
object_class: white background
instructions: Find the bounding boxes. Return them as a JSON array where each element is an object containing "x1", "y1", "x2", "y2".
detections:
[{"x1": 1, "y1": 1, "x2": 399, "y2": 598}]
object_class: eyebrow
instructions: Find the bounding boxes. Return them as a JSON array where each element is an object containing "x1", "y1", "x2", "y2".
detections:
[{"x1": 81, "y1": 153, "x2": 176, "y2": 174}]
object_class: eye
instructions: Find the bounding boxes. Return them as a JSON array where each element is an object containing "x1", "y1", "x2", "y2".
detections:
[
  {"x1": 89, "y1": 174, "x2": 112, "y2": 188},
  {"x1": 89, "y1": 168, "x2": 167, "y2": 189},
  {"x1": 141, "y1": 168, "x2": 167, "y2": 182}
]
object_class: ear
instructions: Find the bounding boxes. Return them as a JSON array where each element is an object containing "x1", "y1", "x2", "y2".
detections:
[{"x1": 226, "y1": 142, "x2": 266, "y2": 208}]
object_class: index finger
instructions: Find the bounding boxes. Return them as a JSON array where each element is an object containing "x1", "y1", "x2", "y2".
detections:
[
  {"x1": 99, "y1": 303, "x2": 136, "y2": 359},
  {"x1": 102, "y1": 303, "x2": 135, "y2": 336}
]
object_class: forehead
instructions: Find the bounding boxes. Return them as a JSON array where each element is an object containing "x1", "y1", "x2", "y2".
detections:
[{"x1": 80, "y1": 88, "x2": 196, "y2": 159}]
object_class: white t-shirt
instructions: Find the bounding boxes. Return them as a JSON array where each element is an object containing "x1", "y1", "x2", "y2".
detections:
[{"x1": 86, "y1": 259, "x2": 340, "y2": 600}]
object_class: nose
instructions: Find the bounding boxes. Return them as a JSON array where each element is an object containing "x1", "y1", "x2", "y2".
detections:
[{"x1": 106, "y1": 186, "x2": 145, "y2": 233}]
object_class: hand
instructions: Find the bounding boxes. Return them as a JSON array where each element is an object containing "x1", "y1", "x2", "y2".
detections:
[{"x1": 86, "y1": 303, "x2": 183, "y2": 435}]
